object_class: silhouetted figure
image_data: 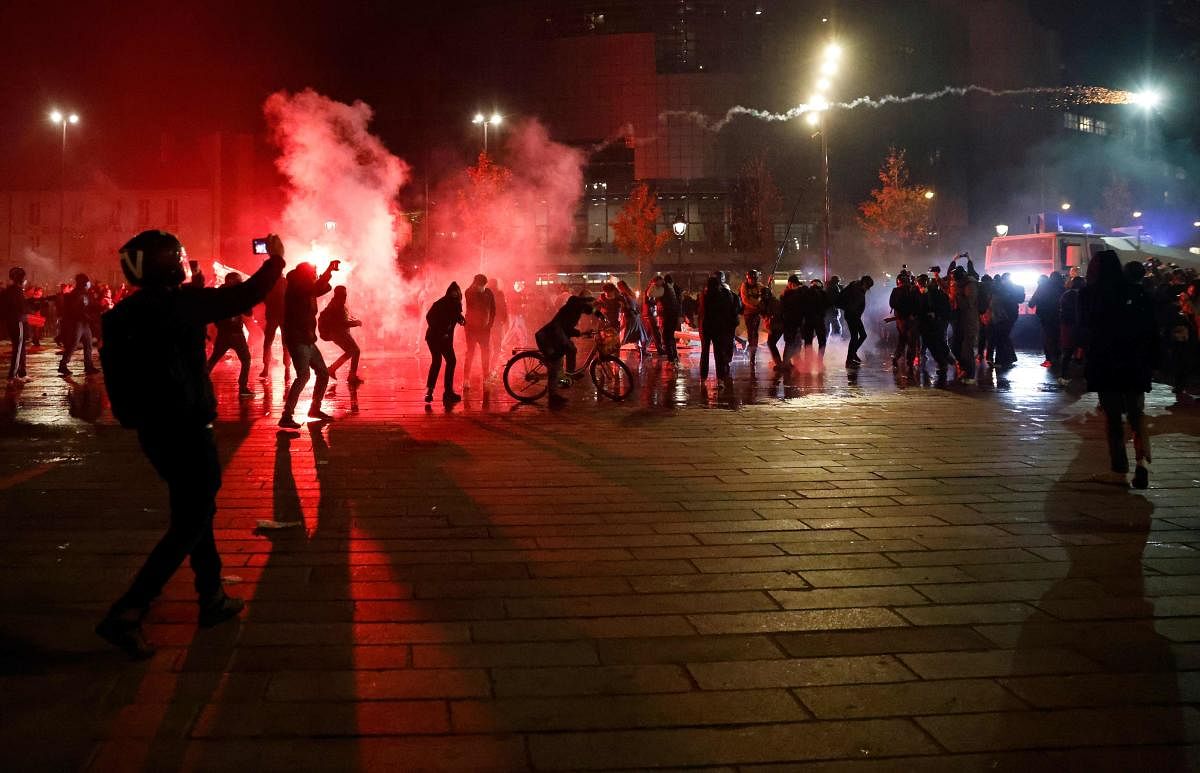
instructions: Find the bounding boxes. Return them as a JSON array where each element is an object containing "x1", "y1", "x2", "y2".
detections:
[
  {"x1": 739, "y1": 269, "x2": 765, "y2": 365},
  {"x1": 320, "y1": 285, "x2": 363, "y2": 385},
  {"x1": 698, "y1": 273, "x2": 739, "y2": 382},
  {"x1": 280, "y1": 260, "x2": 337, "y2": 429},
  {"x1": 463, "y1": 273, "x2": 496, "y2": 384},
  {"x1": 1029, "y1": 271, "x2": 1065, "y2": 370},
  {"x1": 259, "y1": 273, "x2": 290, "y2": 378},
  {"x1": 95, "y1": 230, "x2": 284, "y2": 659},
  {"x1": 841, "y1": 275, "x2": 873, "y2": 368},
  {"x1": 425, "y1": 282, "x2": 464, "y2": 403},
  {"x1": 58, "y1": 273, "x2": 100, "y2": 376},
  {"x1": 2, "y1": 267, "x2": 29, "y2": 380},
  {"x1": 536, "y1": 292, "x2": 603, "y2": 406},
  {"x1": 206, "y1": 272, "x2": 254, "y2": 397}
]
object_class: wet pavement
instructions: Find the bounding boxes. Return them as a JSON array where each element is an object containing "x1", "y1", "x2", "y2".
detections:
[{"x1": 2, "y1": 337, "x2": 1200, "y2": 771}]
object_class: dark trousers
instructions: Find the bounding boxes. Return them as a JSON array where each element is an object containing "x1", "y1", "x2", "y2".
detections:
[
  {"x1": 1039, "y1": 316, "x2": 1061, "y2": 367},
  {"x1": 700, "y1": 333, "x2": 733, "y2": 379},
  {"x1": 207, "y1": 333, "x2": 251, "y2": 389},
  {"x1": 802, "y1": 319, "x2": 828, "y2": 351},
  {"x1": 646, "y1": 310, "x2": 664, "y2": 353},
  {"x1": 1098, "y1": 391, "x2": 1149, "y2": 473},
  {"x1": 892, "y1": 318, "x2": 918, "y2": 365},
  {"x1": 6, "y1": 321, "x2": 27, "y2": 378},
  {"x1": 767, "y1": 321, "x2": 784, "y2": 364},
  {"x1": 782, "y1": 326, "x2": 801, "y2": 365},
  {"x1": 283, "y1": 342, "x2": 329, "y2": 418},
  {"x1": 993, "y1": 318, "x2": 1016, "y2": 365},
  {"x1": 920, "y1": 321, "x2": 950, "y2": 371},
  {"x1": 113, "y1": 425, "x2": 223, "y2": 613},
  {"x1": 262, "y1": 319, "x2": 290, "y2": 370},
  {"x1": 846, "y1": 313, "x2": 867, "y2": 361},
  {"x1": 328, "y1": 331, "x2": 361, "y2": 377},
  {"x1": 59, "y1": 320, "x2": 96, "y2": 371},
  {"x1": 426, "y1": 341, "x2": 457, "y2": 394},
  {"x1": 659, "y1": 315, "x2": 679, "y2": 361},
  {"x1": 463, "y1": 326, "x2": 492, "y2": 380},
  {"x1": 744, "y1": 313, "x2": 762, "y2": 360}
]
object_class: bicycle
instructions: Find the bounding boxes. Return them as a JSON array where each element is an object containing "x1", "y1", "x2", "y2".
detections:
[{"x1": 503, "y1": 323, "x2": 635, "y2": 402}]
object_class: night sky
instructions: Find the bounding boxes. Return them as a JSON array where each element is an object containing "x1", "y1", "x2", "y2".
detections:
[{"x1": 0, "y1": 0, "x2": 1194, "y2": 189}]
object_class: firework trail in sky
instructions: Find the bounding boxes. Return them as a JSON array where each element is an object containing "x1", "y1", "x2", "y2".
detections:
[{"x1": 666, "y1": 85, "x2": 1135, "y2": 132}]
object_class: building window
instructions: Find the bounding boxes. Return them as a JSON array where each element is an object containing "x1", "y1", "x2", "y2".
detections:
[
  {"x1": 1094, "y1": 119, "x2": 1107, "y2": 136},
  {"x1": 137, "y1": 199, "x2": 150, "y2": 226},
  {"x1": 28, "y1": 201, "x2": 41, "y2": 226},
  {"x1": 166, "y1": 199, "x2": 179, "y2": 226}
]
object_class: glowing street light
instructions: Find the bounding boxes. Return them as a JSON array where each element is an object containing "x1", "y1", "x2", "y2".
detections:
[
  {"x1": 815, "y1": 77, "x2": 831, "y2": 93},
  {"x1": 1192, "y1": 220, "x2": 1200, "y2": 228},
  {"x1": 819, "y1": 59, "x2": 838, "y2": 77},
  {"x1": 995, "y1": 224, "x2": 1009, "y2": 237},
  {"x1": 1131, "y1": 89, "x2": 1163, "y2": 109},
  {"x1": 924, "y1": 190, "x2": 936, "y2": 200},
  {"x1": 1060, "y1": 202, "x2": 1071, "y2": 211},
  {"x1": 810, "y1": 41, "x2": 842, "y2": 283},
  {"x1": 1132, "y1": 210, "x2": 1143, "y2": 219},
  {"x1": 49, "y1": 108, "x2": 81, "y2": 271},
  {"x1": 823, "y1": 43, "x2": 842, "y2": 61},
  {"x1": 472, "y1": 111, "x2": 503, "y2": 153}
]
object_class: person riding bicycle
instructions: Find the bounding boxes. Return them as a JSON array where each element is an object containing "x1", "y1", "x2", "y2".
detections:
[{"x1": 534, "y1": 292, "x2": 604, "y2": 406}]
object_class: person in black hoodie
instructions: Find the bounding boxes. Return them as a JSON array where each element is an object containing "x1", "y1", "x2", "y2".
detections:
[
  {"x1": 802, "y1": 279, "x2": 831, "y2": 357},
  {"x1": 1029, "y1": 271, "x2": 1065, "y2": 370},
  {"x1": 1082, "y1": 252, "x2": 1159, "y2": 488},
  {"x1": 259, "y1": 272, "x2": 289, "y2": 378},
  {"x1": 536, "y1": 292, "x2": 605, "y2": 405},
  {"x1": 424, "y1": 282, "x2": 464, "y2": 403},
  {"x1": 319, "y1": 285, "x2": 364, "y2": 385},
  {"x1": 95, "y1": 230, "x2": 285, "y2": 659},
  {"x1": 2, "y1": 267, "x2": 29, "y2": 380},
  {"x1": 205, "y1": 272, "x2": 255, "y2": 398},
  {"x1": 279, "y1": 260, "x2": 337, "y2": 428},
  {"x1": 777, "y1": 275, "x2": 805, "y2": 369},
  {"x1": 698, "y1": 274, "x2": 739, "y2": 381},
  {"x1": 841, "y1": 275, "x2": 874, "y2": 368},
  {"x1": 58, "y1": 272, "x2": 101, "y2": 376},
  {"x1": 889, "y1": 271, "x2": 920, "y2": 371},
  {"x1": 657, "y1": 275, "x2": 682, "y2": 363},
  {"x1": 916, "y1": 273, "x2": 951, "y2": 376}
]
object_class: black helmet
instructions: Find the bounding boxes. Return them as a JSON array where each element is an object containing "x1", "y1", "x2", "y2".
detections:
[
  {"x1": 746, "y1": 269, "x2": 761, "y2": 280},
  {"x1": 119, "y1": 230, "x2": 187, "y2": 287},
  {"x1": 8, "y1": 266, "x2": 26, "y2": 283}
]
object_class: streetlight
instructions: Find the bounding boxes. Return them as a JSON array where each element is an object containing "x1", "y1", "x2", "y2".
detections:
[
  {"x1": 1193, "y1": 220, "x2": 1200, "y2": 228},
  {"x1": 924, "y1": 190, "x2": 935, "y2": 200},
  {"x1": 995, "y1": 224, "x2": 1009, "y2": 237},
  {"x1": 49, "y1": 109, "x2": 80, "y2": 272},
  {"x1": 807, "y1": 40, "x2": 842, "y2": 283},
  {"x1": 1132, "y1": 210, "x2": 1143, "y2": 219},
  {"x1": 1060, "y1": 202, "x2": 1071, "y2": 211},
  {"x1": 472, "y1": 111, "x2": 502, "y2": 153},
  {"x1": 1132, "y1": 211, "x2": 1144, "y2": 254},
  {"x1": 672, "y1": 211, "x2": 687, "y2": 268},
  {"x1": 1130, "y1": 89, "x2": 1163, "y2": 109}
]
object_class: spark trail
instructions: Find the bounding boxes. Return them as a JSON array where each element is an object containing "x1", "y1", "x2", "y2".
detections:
[{"x1": 665, "y1": 85, "x2": 1134, "y2": 132}]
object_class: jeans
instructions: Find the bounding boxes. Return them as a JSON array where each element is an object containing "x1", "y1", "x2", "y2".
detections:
[
  {"x1": 426, "y1": 341, "x2": 457, "y2": 394},
  {"x1": 767, "y1": 321, "x2": 784, "y2": 364},
  {"x1": 743, "y1": 313, "x2": 761, "y2": 360},
  {"x1": 463, "y1": 325, "x2": 492, "y2": 380},
  {"x1": 283, "y1": 342, "x2": 329, "y2": 418},
  {"x1": 262, "y1": 318, "x2": 290, "y2": 371},
  {"x1": 846, "y1": 314, "x2": 867, "y2": 362},
  {"x1": 207, "y1": 333, "x2": 251, "y2": 389},
  {"x1": 659, "y1": 315, "x2": 679, "y2": 361},
  {"x1": 1098, "y1": 391, "x2": 1150, "y2": 473},
  {"x1": 113, "y1": 425, "x2": 223, "y2": 613},
  {"x1": 920, "y1": 321, "x2": 950, "y2": 371}
]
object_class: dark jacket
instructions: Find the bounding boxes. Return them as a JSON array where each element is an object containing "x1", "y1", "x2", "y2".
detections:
[
  {"x1": 62, "y1": 286, "x2": 94, "y2": 327},
  {"x1": 658, "y1": 283, "x2": 681, "y2": 321},
  {"x1": 1029, "y1": 278, "x2": 1064, "y2": 323},
  {"x1": 549, "y1": 294, "x2": 600, "y2": 336},
  {"x1": 282, "y1": 268, "x2": 332, "y2": 346},
  {"x1": 840, "y1": 281, "x2": 867, "y2": 317},
  {"x1": 1083, "y1": 256, "x2": 1158, "y2": 393},
  {"x1": 889, "y1": 285, "x2": 919, "y2": 319},
  {"x1": 100, "y1": 256, "x2": 284, "y2": 429},
  {"x1": 803, "y1": 286, "x2": 831, "y2": 326},
  {"x1": 318, "y1": 294, "x2": 358, "y2": 340},
  {"x1": 425, "y1": 283, "x2": 464, "y2": 347},
  {"x1": 698, "y1": 280, "x2": 739, "y2": 336},
  {"x1": 1, "y1": 284, "x2": 28, "y2": 326},
  {"x1": 779, "y1": 287, "x2": 806, "y2": 330},
  {"x1": 464, "y1": 285, "x2": 496, "y2": 331}
]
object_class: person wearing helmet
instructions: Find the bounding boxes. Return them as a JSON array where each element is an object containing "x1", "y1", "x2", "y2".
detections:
[
  {"x1": 2, "y1": 267, "x2": 30, "y2": 380},
  {"x1": 95, "y1": 230, "x2": 285, "y2": 659},
  {"x1": 205, "y1": 272, "x2": 255, "y2": 398},
  {"x1": 58, "y1": 272, "x2": 101, "y2": 376}
]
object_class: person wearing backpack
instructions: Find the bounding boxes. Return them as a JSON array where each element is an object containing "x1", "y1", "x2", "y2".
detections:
[{"x1": 96, "y1": 230, "x2": 285, "y2": 659}]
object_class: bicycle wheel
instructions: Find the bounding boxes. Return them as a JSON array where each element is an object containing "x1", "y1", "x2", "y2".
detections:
[
  {"x1": 503, "y1": 351, "x2": 550, "y2": 402},
  {"x1": 591, "y1": 355, "x2": 634, "y2": 401}
]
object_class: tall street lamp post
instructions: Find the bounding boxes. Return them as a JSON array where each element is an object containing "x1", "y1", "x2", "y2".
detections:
[
  {"x1": 806, "y1": 42, "x2": 840, "y2": 283},
  {"x1": 672, "y1": 211, "x2": 687, "y2": 268},
  {"x1": 50, "y1": 109, "x2": 79, "y2": 272}
]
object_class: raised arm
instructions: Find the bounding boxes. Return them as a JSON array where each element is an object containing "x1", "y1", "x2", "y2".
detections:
[{"x1": 184, "y1": 235, "x2": 285, "y2": 325}]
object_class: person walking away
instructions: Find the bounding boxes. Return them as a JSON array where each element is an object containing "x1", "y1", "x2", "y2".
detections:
[
  {"x1": 658, "y1": 275, "x2": 682, "y2": 363},
  {"x1": 991, "y1": 273, "x2": 1024, "y2": 368},
  {"x1": 279, "y1": 260, "x2": 337, "y2": 429},
  {"x1": 698, "y1": 275, "x2": 738, "y2": 383},
  {"x1": 1082, "y1": 253, "x2": 1158, "y2": 488},
  {"x1": 424, "y1": 282, "x2": 464, "y2": 404},
  {"x1": 58, "y1": 273, "x2": 101, "y2": 376},
  {"x1": 952, "y1": 266, "x2": 980, "y2": 384},
  {"x1": 319, "y1": 285, "x2": 364, "y2": 385},
  {"x1": 739, "y1": 269, "x2": 765, "y2": 365},
  {"x1": 825, "y1": 276, "x2": 843, "y2": 339},
  {"x1": 205, "y1": 272, "x2": 255, "y2": 398},
  {"x1": 259, "y1": 272, "x2": 289, "y2": 379},
  {"x1": 1029, "y1": 272, "x2": 1065, "y2": 370},
  {"x1": 778, "y1": 275, "x2": 806, "y2": 370},
  {"x1": 535, "y1": 292, "x2": 605, "y2": 406},
  {"x1": 760, "y1": 282, "x2": 783, "y2": 367},
  {"x1": 462, "y1": 273, "x2": 496, "y2": 386},
  {"x1": 95, "y1": 230, "x2": 285, "y2": 659},
  {"x1": 802, "y1": 279, "x2": 831, "y2": 358},
  {"x1": 840, "y1": 275, "x2": 873, "y2": 368},
  {"x1": 915, "y1": 273, "x2": 951, "y2": 377},
  {"x1": 2, "y1": 267, "x2": 30, "y2": 380}
]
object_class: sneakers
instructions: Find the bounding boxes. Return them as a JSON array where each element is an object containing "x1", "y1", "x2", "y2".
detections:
[
  {"x1": 308, "y1": 409, "x2": 334, "y2": 421},
  {"x1": 198, "y1": 591, "x2": 245, "y2": 628},
  {"x1": 96, "y1": 614, "x2": 156, "y2": 661},
  {"x1": 1041, "y1": 360, "x2": 1052, "y2": 368},
  {"x1": 424, "y1": 391, "x2": 433, "y2": 403},
  {"x1": 57, "y1": 364, "x2": 71, "y2": 376},
  {"x1": 279, "y1": 415, "x2": 301, "y2": 429},
  {"x1": 443, "y1": 392, "x2": 462, "y2": 404},
  {"x1": 1132, "y1": 464, "x2": 1149, "y2": 490}
]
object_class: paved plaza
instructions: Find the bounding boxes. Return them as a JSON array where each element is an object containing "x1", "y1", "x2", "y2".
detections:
[{"x1": 2, "y1": 341, "x2": 1200, "y2": 771}]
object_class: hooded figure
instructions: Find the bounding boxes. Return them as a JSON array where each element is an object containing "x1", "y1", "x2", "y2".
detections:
[
  {"x1": 2, "y1": 266, "x2": 30, "y2": 379},
  {"x1": 1081, "y1": 251, "x2": 1158, "y2": 488},
  {"x1": 280, "y1": 260, "x2": 337, "y2": 428},
  {"x1": 424, "y1": 282, "x2": 464, "y2": 403}
]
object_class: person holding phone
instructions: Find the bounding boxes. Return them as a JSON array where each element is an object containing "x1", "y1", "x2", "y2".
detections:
[
  {"x1": 279, "y1": 259, "x2": 338, "y2": 429},
  {"x1": 95, "y1": 230, "x2": 285, "y2": 659}
]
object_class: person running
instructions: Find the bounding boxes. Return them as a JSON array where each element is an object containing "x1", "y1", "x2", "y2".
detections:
[
  {"x1": 462, "y1": 273, "x2": 496, "y2": 386},
  {"x1": 58, "y1": 273, "x2": 101, "y2": 377},
  {"x1": 279, "y1": 260, "x2": 337, "y2": 429},
  {"x1": 535, "y1": 291, "x2": 604, "y2": 406},
  {"x1": 424, "y1": 282, "x2": 464, "y2": 404},
  {"x1": 1082, "y1": 252, "x2": 1159, "y2": 488},
  {"x1": 95, "y1": 230, "x2": 285, "y2": 659},
  {"x1": 205, "y1": 272, "x2": 255, "y2": 398},
  {"x1": 319, "y1": 285, "x2": 364, "y2": 385},
  {"x1": 2, "y1": 267, "x2": 30, "y2": 381}
]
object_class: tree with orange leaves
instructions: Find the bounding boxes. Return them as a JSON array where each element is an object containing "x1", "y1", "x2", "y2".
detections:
[
  {"x1": 857, "y1": 148, "x2": 933, "y2": 254},
  {"x1": 456, "y1": 152, "x2": 513, "y2": 269},
  {"x1": 613, "y1": 182, "x2": 671, "y2": 286}
]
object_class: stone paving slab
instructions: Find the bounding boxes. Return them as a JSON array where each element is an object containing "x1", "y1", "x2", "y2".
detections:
[{"x1": 2, "y1": 348, "x2": 1200, "y2": 770}]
